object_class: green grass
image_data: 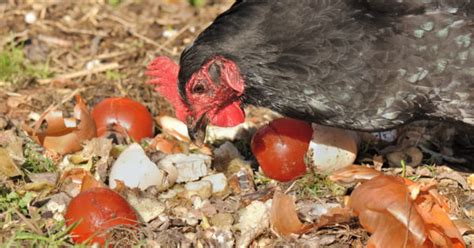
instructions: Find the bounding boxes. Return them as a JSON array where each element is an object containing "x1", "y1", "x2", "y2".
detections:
[
  {"x1": 105, "y1": 70, "x2": 123, "y2": 81},
  {"x1": 297, "y1": 173, "x2": 346, "y2": 198},
  {"x1": 0, "y1": 189, "x2": 34, "y2": 215},
  {"x1": 22, "y1": 143, "x2": 56, "y2": 173},
  {"x1": 188, "y1": 0, "x2": 206, "y2": 7},
  {"x1": 2, "y1": 219, "x2": 80, "y2": 247},
  {"x1": 0, "y1": 44, "x2": 53, "y2": 84},
  {"x1": 107, "y1": 0, "x2": 122, "y2": 7}
]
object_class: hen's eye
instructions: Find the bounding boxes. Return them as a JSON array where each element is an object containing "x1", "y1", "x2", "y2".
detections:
[{"x1": 192, "y1": 83, "x2": 206, "y2": 94}]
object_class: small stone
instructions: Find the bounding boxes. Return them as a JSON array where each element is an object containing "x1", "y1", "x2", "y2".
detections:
[
  {"x1": 210, "y1": 213, "x2": 234, "y2": 228},
  {"x1": 126, "y1": 192, "x2": 165, "y2": 222},
  {"x1": 24, "y1": 11, "x2": 37, "y2": 24},
  {"x1": 184, "y1": 181, "x2": 212, "y2": 199}
]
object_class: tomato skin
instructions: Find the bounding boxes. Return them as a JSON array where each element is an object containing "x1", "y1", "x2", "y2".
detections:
[
  {"x1": 65, "y1": 187, "x2": 139, "y2": 245},
  {"x1": 251, "y1": 118, "x2": 313, "y2": 182},
  {"x1": 91, "y1": 97, "x2": 154, "y2": 142}
]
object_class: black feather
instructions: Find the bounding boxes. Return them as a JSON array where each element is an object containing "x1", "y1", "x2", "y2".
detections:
[{"x1": 179, "y1": 0, "x2": 474, "y2": 131}]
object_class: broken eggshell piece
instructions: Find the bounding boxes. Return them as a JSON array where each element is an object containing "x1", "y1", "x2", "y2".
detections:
[
  {"x1": 306, "y1": 124, "x2": 358, "y2": 173},
  {"x1": 24, "y1": 95, "x2": 97, "y2": 155},
  {"x1": 158, "y1": 153, "x2": 211, "y2": 183},
  {"x1": 109, "y1": 143, "x2": 177, "y2": 191}
]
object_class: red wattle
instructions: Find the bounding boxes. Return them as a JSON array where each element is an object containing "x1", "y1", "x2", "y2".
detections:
[{"x1": 210, "y1": 101, "x2": 245, "y2": 127}]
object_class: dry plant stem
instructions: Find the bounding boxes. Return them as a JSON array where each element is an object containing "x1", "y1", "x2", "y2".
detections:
[
  {"x1": 12, "y1": 208, "x2": 43, "y2": 235},
  {"x1": 37, "y1": 63, "x2": 121, "y2": 84}
]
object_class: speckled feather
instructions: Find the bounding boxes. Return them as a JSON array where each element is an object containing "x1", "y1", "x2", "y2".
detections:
[{"x1": 179, "y1": 0, "x2": 474, "y2": 131}]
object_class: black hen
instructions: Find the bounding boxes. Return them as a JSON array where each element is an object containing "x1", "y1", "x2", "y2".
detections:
[{"x1": 175, "y1": 0, "x2": 474, "y2": 138}]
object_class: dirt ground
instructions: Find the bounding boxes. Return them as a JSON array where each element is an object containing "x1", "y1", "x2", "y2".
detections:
[{"x1": 0, "y1": 0, "x2": 473, "y2": 247}]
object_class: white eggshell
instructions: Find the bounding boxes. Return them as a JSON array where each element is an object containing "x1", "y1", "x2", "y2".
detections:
[
  {"x1": 201, "y1": 173, "x2": 228, "y2": 195},
  {"x1": 205, "y1": 122, "x2": 252, "y2": 143},
  {"x1": 158, "y1": 153, "x2": 211, "y2": 183},
  {"x1": 109, "y1": 143, "x2": 165, "y2": 190},
  {"x1": 306, "y1": 124, "x2": 358, "y2": 173},
  {"x1": 155, "y1": 116, "x2": 190, "y2": 142}
]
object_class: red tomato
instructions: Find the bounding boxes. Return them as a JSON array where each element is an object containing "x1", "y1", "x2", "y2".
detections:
[
  {"x1": 91, "y1": 97, "x2": 153, "y2": 142},
  {"x1": 65, "y1": 187, "x2": 139, "y2": 245},
  {"x1": 251, "y1": 118, "x2": 313, "y2": 182}
]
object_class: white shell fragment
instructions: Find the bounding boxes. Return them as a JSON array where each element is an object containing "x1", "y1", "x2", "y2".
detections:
[
  {"x1": 202, "y1": 173, "x2": 229, "y2": 196},
  {"x1": 306, "y1": 124, "x2": 358, "y2": 173},
  {"x1": 109, "y1": 143, "x2": 166, "y2": 190},
  {"x1": 184, "y1": 180, "x2": 213, "y2": 199},
  {"x1": 155, "y1": 116, "x2": 190, "y2": 142},
  {"x1": 205, "y1": 122, "x2": 252, "y2": 143},
  {"x1": 158, "y1": 153, "x2": 211, "y2": 183}
]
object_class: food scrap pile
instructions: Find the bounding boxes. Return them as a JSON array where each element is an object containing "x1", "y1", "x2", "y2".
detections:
[{"x1": 0, "y1": 1, "x2": 473, "y2": 247}]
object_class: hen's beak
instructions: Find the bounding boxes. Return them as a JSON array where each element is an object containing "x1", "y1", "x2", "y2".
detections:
[{"x1": 188, "y1": 115, "x2": 208, "y2": 147}]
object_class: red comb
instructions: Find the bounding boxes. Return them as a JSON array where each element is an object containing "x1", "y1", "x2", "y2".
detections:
[{"x1": 146, "y1": 56, "x2": 189, "y2": 122}]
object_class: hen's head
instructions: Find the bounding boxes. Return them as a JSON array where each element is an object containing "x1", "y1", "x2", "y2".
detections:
[{"x1": 147, "y1": 56, "x2": 245, "y2": 144}]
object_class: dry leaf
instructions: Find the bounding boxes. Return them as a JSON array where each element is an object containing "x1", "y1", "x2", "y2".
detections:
[
  {"x1": 79, "y1": 137, "x2": 113, "y2": 180},
  {"x1": 0, "y1": 148, "x2": 23, "y2": 177},
  {"x1": 24, "y1": 95, "x2": 96, "y2": 155},
  {"x1": 332, "y1": 166, "x2": 465, "y2": 248},
  {"x1": 0, "y1": 130, "x2": 25, "y2": 163}
]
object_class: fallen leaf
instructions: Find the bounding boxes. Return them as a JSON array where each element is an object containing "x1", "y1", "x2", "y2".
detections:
[
  {"x1": 24, "y1": 95, "x2": 97, "y2": 155},
  {"x1": 436, "y1": 171, "x2": 469, "y2": 190},
  {"x1": 0, "y1": 130, "x2": 24, "y2": 163},
  {"x1": 0, "y1": 148, "x2": 23, "y2": 177},
  {"x1": 79, "y1": 137, "x2": 113, "y2": 180}
]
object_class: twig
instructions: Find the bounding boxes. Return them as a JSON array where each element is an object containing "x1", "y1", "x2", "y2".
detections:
[
  {"x1": 128, "y1": 30, "x2": 174, "y2": 55},
  {"x1": 42, "y1": 20, "x2": 107, "y2": 36},
  {"x1": 37, "y1": 63, "x2": 121, "y2": 84},
  {"x1": 156, "y1": 23, "x2": 192, "y2": 52},
  {"x1": 12, "y1": 208, "x2": 43, "y2": 235},
  {"x1": 37, "y1": 34, "x2": 72, "y2": 47},
  {"x1": 78, "y1": 50, "x2": 133, "y2": 65}
]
